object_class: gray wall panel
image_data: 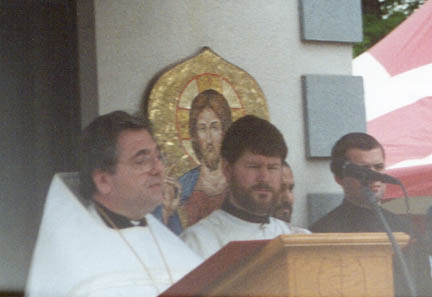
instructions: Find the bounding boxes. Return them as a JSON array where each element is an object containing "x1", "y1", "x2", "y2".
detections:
[
  {"x1": 307, "y1": 193, "x2": 344, "y2": 226},
  {"x1": 302, "y1": 74, "x2": 366, "y2": 158},
  {"x1": 300, "y1": 0, "x2": 362, "y2": 43}
]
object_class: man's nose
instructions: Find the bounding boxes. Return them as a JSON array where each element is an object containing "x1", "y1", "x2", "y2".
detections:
[
  {"x1": 150, "y1": 155, "x2": 164, "y2": 175},
  {"x1": 205, "y1": 130, "x2": 213, "y2": 144},
  {"x1": 280, "y1": 192, "x2": 290, "y2": 202},
  {"x1": 367, "y1": 165, "x2": 381, "y2": 173},
  {"x1": 257, "y1": 167, "x2": 270, "y2": 182},
  {"x1": 287, "y1": 192, "x2": 295, "y2": 204}
]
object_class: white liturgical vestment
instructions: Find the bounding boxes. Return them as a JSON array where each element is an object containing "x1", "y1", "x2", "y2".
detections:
[
  {"x1": 26, "y1": 173, "x2": 201, "y2": 297},
  {"x1": 181, "y1": 207, "x2": 310, "y2": 259}
]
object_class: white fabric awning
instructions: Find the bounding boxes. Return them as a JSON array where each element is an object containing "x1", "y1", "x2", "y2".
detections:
[{"x1": 353, "y1": 0, "x2": 432, "y2": 199}]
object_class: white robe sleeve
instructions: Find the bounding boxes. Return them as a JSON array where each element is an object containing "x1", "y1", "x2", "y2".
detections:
[
  {"x1": 26, "y1": 173, "x2": 202, "y2": 297},
  {"x1": 180, "y1": 227, "x2": 214, "y2": 259}
]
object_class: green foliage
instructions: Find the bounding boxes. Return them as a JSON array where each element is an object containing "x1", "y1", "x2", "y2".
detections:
[
  {"x1": 353, "y1": 12, "x2": 407, "y2": 57},
  {"x1": 380, "y1": 0, "x2": 424, "y2": 16},
  {"x1": 353, "y1": 0, "x2": 425, "y2": 57}
]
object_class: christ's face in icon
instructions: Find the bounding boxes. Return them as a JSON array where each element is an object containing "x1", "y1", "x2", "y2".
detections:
[
  {"x1": 196, "y1": 107, "x2": 223, "y2": 171},
  {"x1": 189, "y1": 89, "x2": 232, "y2": 172}
]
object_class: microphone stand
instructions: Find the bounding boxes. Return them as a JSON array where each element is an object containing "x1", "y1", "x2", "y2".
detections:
[{"x1": 361, "y1": 182, "x2": 417, "y2": 297}]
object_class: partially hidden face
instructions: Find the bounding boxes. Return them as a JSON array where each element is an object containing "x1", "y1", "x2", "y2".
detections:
[
  {"x1": 196, "y1": 107, "x2": 223, "y2": 171},
  {"x1": 273, "y1": 166, "x2": 294, "y2": 222},
  {"x1": 337, "y1": 147, "x2": 386, "y2": 204},
  {"x1": 105, "y1": 129, "x2": 165, "y2": 218},
  {"x1": 225, "y1": 150, "x2": 282, "y2": 215}
]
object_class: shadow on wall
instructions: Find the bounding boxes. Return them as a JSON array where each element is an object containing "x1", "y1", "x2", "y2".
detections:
[{"x1": 0, "y1": 0, "x2": 79, "y2": 293}]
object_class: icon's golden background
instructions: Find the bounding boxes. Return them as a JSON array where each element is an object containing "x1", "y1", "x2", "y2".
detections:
[{"x1": 147, "y1": 48, "x2": 269, "y2": 178}]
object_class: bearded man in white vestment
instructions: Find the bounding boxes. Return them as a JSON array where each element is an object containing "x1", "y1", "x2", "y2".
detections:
[
  {"x1": 181, "y1": 115, "x2": 310, "y2": 260},
  {"x1": 26, "y1": 111, "x2": 201, "y2": 297}
]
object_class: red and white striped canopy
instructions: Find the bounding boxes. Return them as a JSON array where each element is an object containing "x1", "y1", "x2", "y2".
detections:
[{"x1": 353, "y1": 0, "x2": 432, "y2": 199}]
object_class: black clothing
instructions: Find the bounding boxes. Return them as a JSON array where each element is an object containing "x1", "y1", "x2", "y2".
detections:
[
  {"x1": 95, "y1": 202, "x2": 147, "y2": 229},
  {"x1": 221, "y1": 198, "x2": 270, "y2": 224},
  {"x1": 310, "y1": 199, "x2": 410, "y2": 233},
  {"x1": 310, "y1": 199, "x2": 432, "y2": 297}
]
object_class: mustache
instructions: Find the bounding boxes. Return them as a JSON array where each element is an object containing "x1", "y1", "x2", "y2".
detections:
[{"x1": 251, "y1": 183, "x2": 273, "y2": 191}]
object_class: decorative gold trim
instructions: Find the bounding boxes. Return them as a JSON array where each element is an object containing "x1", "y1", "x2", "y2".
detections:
[{"x1": 147, "y1": 47, "x2": 269, "y2": 178}]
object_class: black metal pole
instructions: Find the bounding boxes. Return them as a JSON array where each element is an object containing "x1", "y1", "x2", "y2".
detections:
[{"x1": 361, "y1": 183, "x2": 417, "y2": 297}]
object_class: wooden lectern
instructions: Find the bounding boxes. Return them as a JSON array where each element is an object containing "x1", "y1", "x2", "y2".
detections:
[{"x1": 160, "y1": 233, "x2": 410, "y2": 297}]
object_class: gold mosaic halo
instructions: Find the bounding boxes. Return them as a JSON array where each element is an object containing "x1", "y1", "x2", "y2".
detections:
[{"x1": 147, "y1": 47, "x2": 269, "y2": 178}]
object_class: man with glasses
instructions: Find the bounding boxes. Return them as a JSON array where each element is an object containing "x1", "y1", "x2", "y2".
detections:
[{"x1": 26, "y1": 111, "x2": 201, "y2": 297}]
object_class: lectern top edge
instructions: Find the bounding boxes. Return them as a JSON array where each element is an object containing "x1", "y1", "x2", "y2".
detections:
[{"x1": 277, "y1": 232, "x2": 410, "y2": 246}]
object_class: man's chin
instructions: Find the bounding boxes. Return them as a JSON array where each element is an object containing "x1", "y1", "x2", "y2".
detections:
[
  {"x1": 147, "y1": 196, "x2": 164, "y2": 213},
  {"x1": 250, "y1": 196, "x2": 276, "y2": 213},
  {"x1": 277, "y1": 210, "x2": 291, "y2": 222},
  {"x1": 146, "y1": 190, "x2": 164, "y2": 203},
  {"x1": 275, "y1": 213, "x2": 291, "y2": 222}
]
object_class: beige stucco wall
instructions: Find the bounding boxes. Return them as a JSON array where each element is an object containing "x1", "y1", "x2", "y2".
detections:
[{"x1": 78, "y1": 0, "x2": 352, "y2": 227}]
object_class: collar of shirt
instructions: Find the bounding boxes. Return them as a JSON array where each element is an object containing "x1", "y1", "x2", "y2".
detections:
[
  {"x1": 95, "y1": 202, "x2": 147, "y2": 229},
  {"x1": 221, "y1": 197, "x2": 270, "y2": 224},
  {"x1": 344, "y1": 196, "x2": 381, "y2": 210}
]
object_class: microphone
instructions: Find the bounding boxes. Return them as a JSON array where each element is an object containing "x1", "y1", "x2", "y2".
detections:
[{"x1": 340, "y1": 161, "x2": 401, "y2": 185}]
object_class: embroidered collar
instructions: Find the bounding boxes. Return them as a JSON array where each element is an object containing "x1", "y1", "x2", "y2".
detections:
[
  {"x1": 221, "y1": 197, "x2": 270, "y2": 224},
  {"x1": 95, "y1": 202, "x2": 147, "y2": 229}
]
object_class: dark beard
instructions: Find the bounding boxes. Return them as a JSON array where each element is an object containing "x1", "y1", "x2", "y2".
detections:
[{"x1": 231, "y1": 182, "x2": 278, "y2": 215}]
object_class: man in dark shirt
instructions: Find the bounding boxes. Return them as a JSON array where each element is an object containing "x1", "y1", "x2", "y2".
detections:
[
  {"x1": 310, "y1": 132, "x2": 410, "y2": 233},
  {"x1": 310, "y1": 132, "x2": 431, "y2": 296}
]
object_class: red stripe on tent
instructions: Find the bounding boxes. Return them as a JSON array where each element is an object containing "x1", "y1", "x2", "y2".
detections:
[
  {"x1": 385, "y1": 164, "x2": 432, "y2": 199},
  {"x1": 369, "y1": 0, "x2": 432, "y2": 77},
  {"x1": 368, "y1": 96, "x2": 432, "y2": 166}
]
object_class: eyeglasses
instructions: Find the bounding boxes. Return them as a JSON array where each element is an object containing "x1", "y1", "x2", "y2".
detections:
[{"x1": 118, "y1": 151, "x2": 164, "y2": 173}]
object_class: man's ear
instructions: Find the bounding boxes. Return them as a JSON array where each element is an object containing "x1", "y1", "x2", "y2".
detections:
[
  {"x1": 92, "y1": 169, "x2": 113, "y2": 196},
  {"x1": 222, "y1": 158, "x2": 232, "y2": 180},
  {"x1": 334, "y1": 175, "x2": 343, "y2": 186}
]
